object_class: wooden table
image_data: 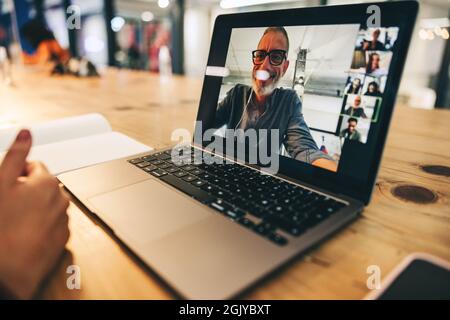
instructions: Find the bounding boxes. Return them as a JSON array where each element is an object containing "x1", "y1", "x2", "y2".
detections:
[{"x1": 1, "y1": 66, "x2": 449, "y2": 299}]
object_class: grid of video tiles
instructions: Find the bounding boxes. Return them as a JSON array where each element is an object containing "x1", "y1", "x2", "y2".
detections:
[{"x1": 338, "y1": 26, "x2": 399, "y2": 144}]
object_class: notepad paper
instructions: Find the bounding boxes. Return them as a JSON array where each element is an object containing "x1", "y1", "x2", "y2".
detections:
[{"x1": 0, "y1": 114, "x2": 152, "y2": 175}]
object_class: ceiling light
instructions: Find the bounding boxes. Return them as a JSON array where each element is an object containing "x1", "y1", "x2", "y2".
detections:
[
  {"x1": 158, "y1": 0, "x2": 170, "y2": 8},
  {"x1": 141, "y1": 11, "x2": 154, "y2": 22},
  {"x1": 111, "y1": 16, "x2": 125, "y2": 32},
  {"x1": 220, "y1": 0, "x2": 293, "y2": 9},
  {"x1": 418, "y1": 29, "x2": 428, "y2": 40},
  {"x1": 434, "y1": 26, "x2": 442, "y2": 36}
]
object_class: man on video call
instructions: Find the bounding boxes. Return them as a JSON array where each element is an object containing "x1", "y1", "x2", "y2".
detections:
[{"x1": 214, "y1": 27, "x2": 337, "y2": 172}]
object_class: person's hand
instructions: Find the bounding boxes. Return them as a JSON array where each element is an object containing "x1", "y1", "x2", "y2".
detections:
[
  {"x1": 362, "y1": 41, "x2": 369, "y2": 51},
  {"x1": 0, "y1": 129, "x2": 70, "y2": 299}
]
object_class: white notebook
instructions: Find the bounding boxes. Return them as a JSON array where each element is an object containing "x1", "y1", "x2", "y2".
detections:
[{"x1": 0, "y1": 113, "x2": 152, "y2": 175}]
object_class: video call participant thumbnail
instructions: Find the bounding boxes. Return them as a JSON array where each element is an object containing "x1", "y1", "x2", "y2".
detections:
[
  {"x1": 214, "y1": 27, "x2": 337, "y2": 172},
  {"x1": 346, "y1": 77, "x2": 362, "y2": 94},
  {"x1": 364, "y1": 81, "x2": 382, "y2": 97},
  {"x1": 366, "y1": 52, "x2": 387, "y2": 77},
  {"x1": 340, "y1": 117, "x2": 361, "y2": 142},
  {"x1": 362, "y1": 29, "x2": 386, "y2": 51},
  {"x1": 344, "y1": 95, "x2": 368, "y2": 119}
]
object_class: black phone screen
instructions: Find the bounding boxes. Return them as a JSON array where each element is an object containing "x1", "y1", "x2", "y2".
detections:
[{"x1": 378, "y1": 259, "x2": 450, "y2": 300}]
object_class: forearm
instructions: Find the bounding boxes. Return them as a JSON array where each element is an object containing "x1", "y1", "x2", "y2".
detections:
[
  {"x1": 285, "y1": 126, "x2": 332, "y2": 164},
  {"x1": 285, "y1": 128, "x2": 337, "y2": 168}
]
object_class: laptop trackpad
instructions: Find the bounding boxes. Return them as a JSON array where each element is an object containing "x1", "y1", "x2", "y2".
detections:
[{"x1": 87, "y1": 179, "x2": 210, "y2": 245}]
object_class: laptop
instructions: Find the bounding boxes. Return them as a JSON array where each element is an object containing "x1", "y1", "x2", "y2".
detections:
[{"x1": 58, "y1": 1, "x2": 418, "y2": 299}]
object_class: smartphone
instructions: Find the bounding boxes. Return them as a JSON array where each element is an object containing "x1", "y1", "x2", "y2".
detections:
[{"x1": 366, "y1": 253, "x2": 450, "y2": 300}]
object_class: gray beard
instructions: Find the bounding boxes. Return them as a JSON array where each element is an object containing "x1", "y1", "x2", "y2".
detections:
[{"x1": 252, "y1": 80, "x2": 277, "y2": 97}]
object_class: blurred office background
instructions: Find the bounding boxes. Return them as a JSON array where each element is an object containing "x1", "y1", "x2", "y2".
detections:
[{"x1": 0, "y1": 0, "x2": 449, "y2": 108}]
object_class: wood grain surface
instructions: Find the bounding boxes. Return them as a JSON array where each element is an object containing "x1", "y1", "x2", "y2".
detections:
[{"x1": 1, "y1": 66, "x2": 448, "y2": 299}]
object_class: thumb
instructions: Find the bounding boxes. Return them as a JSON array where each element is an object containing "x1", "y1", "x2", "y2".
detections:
[{"x1": 0, "y1": 129, "x2": 32, "y2": 186}]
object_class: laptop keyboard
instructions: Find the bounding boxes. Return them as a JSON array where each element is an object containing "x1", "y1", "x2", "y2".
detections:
[{"x1": 128, "y1": 147, "x2": 347, "y2": 246}]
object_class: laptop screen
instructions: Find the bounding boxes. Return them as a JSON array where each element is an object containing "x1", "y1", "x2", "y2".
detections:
[
  {"x1": 195, "y1": 2, "x2": 417, "y2": 203},
  {"x1": 208, "y1": 24, "x2": 398, "y2": 174}
]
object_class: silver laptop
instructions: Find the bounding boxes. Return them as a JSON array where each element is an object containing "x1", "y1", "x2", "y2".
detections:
[{"x1": 58, "y1": 2, "x2": 418, "y2": 299}]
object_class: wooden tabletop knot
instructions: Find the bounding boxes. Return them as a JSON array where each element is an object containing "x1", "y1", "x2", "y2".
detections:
[
  {"x1": 421, "y1": 165, "x2": 450, "y2": 178},
  {"x1": 391, "y1": 185, "x2": 438, "y2": 204}
]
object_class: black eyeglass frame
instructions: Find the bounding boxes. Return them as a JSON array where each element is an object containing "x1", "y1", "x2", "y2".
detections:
[{"x1": 251, "y1": 49, "x2": 287, "y2": 66}]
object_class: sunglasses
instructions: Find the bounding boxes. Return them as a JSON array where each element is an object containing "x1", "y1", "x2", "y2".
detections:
[{"x1": 252, "y1": 50, "x2": 287, "y2": 66}]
